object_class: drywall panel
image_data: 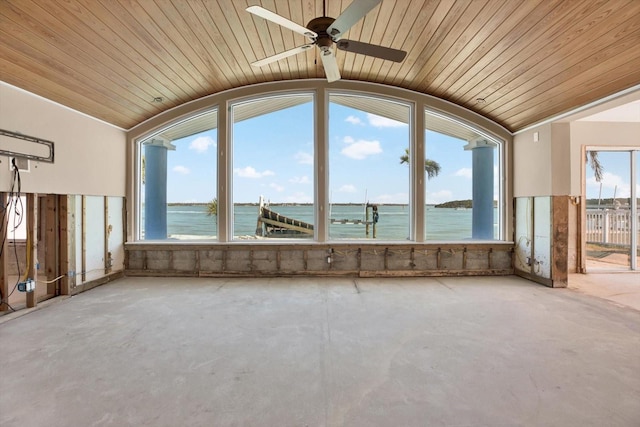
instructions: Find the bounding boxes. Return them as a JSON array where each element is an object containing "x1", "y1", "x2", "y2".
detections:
[
  {"x1": 514, "y1": 197, "x2": 532, "y2": 273},
  {"x1": 84, "y1": 196, "x2": 105, "y2": 282},
  {"x1": 74, "y1": 196, "x2": 83, "y2": 280},
  {"x1": 0, "y1": 83, "x2": 126, "y2": 196},
  {"x1": 513, "y1": 124, "x2": 552, "y2": 197},
  {"x1": 107, "y1": 197, "x2": 125, "y2": 271},
  {"x1": 533, "y1": 197, "x2": 551, "y2": 279}
]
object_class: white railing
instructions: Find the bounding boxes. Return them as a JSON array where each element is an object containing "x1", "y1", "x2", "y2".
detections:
[{"x1": 586, "y1": 209, "x2": 640, "y2": 246}]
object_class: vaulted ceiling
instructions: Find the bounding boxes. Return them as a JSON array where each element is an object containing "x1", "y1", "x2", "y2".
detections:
[{"x1": 1, "y1": 0, "x2": 639, "y2": 132}]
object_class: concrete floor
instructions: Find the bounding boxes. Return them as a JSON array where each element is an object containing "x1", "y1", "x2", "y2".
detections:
[
  {"x1": 1, "y1": 276, "x2": 639, "y2": 427},
  {"x1": 569, "y1": 272, "x2": 640, "y2": 312}
]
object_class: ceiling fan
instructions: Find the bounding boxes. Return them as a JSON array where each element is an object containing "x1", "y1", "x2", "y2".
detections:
[{"x1": 246, "y1": 0, "x2": 407, "y2": 82}]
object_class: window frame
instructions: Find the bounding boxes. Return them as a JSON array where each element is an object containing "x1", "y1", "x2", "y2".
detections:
[{"x1": 129, "y1": 81, "x2": 511, "y2": 244}]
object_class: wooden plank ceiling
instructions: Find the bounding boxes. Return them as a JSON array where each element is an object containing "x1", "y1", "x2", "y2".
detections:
[{"x1": 1, "y1": 0, "x2": 639, "y2": 132}]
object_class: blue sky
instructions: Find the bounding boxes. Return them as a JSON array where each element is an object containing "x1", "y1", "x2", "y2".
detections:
[{"x1": 164, "y1": 102, "x2": 500, "y2": 204}]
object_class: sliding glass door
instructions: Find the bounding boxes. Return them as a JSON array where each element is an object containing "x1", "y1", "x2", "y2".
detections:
[{"x1": 585, "y1": 150, "x2": 639, "y2": 271}]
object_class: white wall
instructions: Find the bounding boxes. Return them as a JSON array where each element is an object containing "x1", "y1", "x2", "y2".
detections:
[
  {"x1": 0, "y1": 82, "x2": 126, "y2": 196},
  {"x1": 513, "y1": 124, "x2": 552, "y2": 197},
  {"x1": 551, "y1": 123, "x2": 571, "y2": 196}
]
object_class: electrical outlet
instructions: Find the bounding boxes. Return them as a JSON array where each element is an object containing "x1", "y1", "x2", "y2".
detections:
[{"x1": 17, "y1": 278, "x2": 36, "y2": 292}]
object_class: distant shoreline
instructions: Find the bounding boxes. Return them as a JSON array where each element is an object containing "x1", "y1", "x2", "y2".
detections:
[
  {"x1": 167, "y1": 197, "x2": 640, "y2": 208},
  {"x1": 166, "y1": 201, "x2": 471, "y2": 207}
]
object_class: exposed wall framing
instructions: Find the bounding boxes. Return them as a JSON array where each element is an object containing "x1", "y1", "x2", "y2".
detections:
[{"x1": 125, "y1": 242, "x2": 513, "y2": 278}]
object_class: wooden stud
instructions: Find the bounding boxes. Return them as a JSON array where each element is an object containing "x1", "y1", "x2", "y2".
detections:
[
  {"x1": 58, "y1": 195, "x2": 72, "y2": 295},
  {"x1": 26, "y1": 194, "x2": 36, "y2": 308},
  {"x1": 45, "y1": 195, "x2": 58, "y2": 295},
  {"x1": 551, "y1": 196, "x2": 569, "y2": 287},
  {"x1": 488, "y1": 247, "x2": 493, "y2": 270},
  {"x1": 410, "y1": 247, "x2": 415, "y2": 269},
  {"x1": 462, "y1": 247, "x2": 467, "y2": 270},
  {"x1": 222, "y1": 247, "x2": 227, "y2": 272}
]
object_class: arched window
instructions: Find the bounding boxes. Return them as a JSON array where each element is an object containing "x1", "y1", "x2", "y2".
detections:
[
  {"x1": 138, "y1": 108, "x2": 218, "y2": 240},
  {"x1": 328, "y1": 92, "x2": 411, "y2": 240},
  {"x1": 230, "y1": 93, "x2": 314, "y2": 240},
  {"x1": 133, "y1": 82, "x2": 507, "y2": 243},
  {"x1": 424, "y1": 110, "x2": 502, "y2": 241}
]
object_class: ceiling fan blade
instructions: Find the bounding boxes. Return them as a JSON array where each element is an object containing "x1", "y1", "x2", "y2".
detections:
[
  {"x1": 320, "y1": 49, "x2": 341, "y2": 83},
  {"x1": 251, "y1": 44, "x2": 314, "y2": 67},
  {"x1": 326, "y1": 0, "x2": 381, "y2": 40},
  {"x1": 246, "y1": 6, "x2": 317, "y2": 40},
  {"x1": 336, "y1": 39, "x2": 406, "y2": 62}
]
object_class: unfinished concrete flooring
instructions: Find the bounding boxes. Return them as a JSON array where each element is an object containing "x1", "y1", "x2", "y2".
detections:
[{"x1": 1, "y1": 276, "x2": 639, "y2": 427}]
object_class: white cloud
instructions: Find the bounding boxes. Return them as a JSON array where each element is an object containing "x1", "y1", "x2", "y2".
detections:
[
  {"x1": 345, "y1": 115, "x2": 363, "y2": 125},
  {"x1": 587, "y1": 172, "x2": 631, "y2": 198},
  {"x1": 269, "y1": 182, "x2": 284, "y2": 192},
  {"x1": 294, "y1": 151, "x2": 313, "y2": 165},
  {"x1": 234, "y1": 166, "x2": 275, "y2": 178},
  {"x1": 340, "y1": 136, "x2": 382, "y2": 160},
  {"x1": 172, "y1": 165, "x2": 190, "y2": 174},
  {"x1": 367, "y1": 113, "x2": 406, "y2": 128},
  {"x1": 426, "y1": 190, "x2": 453, "y2": 204},
  {"x1": 455, "y1": 168, "x2": 472, "y2": 179},
  {"x1": 338, "y1": 184, "x2": 357, "y2": 193},
  {"x1": 189, "y1": 136, "x2": 216, "y2": 153},
  {"x1": 289, "y1": 175, "x2": 310, "y2": 184}
]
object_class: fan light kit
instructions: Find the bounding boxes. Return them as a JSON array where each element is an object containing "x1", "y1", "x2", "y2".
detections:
[{"x1": 246, "y1": 0, "x2": 407, "y2": 82}]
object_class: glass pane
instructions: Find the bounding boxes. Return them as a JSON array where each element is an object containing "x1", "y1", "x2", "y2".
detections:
[
  {"x1": 139, "y1": 109, "x2": 217, "y2": 240},
  {"x1": 585, "y1": 151, "x2": 631, "y2": 271},
  {"x1": 231, "y1": 94, "x2": 314, "y2": 240},
  {"x1": 425, "y1": 112, "x2": 499, "y2": 241},
  {"x1": 328, "y1": 94, "x2": 410, "y2": 240}
]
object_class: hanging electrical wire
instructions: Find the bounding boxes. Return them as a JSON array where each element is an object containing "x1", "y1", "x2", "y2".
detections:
[{"x1": 0, "y1": 159, "x2": 24, "y2": 311}]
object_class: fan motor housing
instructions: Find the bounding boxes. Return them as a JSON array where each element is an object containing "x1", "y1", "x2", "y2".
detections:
[{"x1": 307, "y1": 17, "x2": 335, "y2": 51}]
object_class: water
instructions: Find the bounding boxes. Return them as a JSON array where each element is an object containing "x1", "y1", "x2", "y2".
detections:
[{"x1": 163, "y1": 204, "x2": 490, "y2": 240}]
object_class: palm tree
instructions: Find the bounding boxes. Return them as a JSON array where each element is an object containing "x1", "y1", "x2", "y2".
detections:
[
  {"x1": 586, "y1": 151, "x2": 604, "y2": 182},
  {"x1": 400, "y1": 148, "x2": 441, "y2": 179},
  {"x1": 206, "y1": 197, "x2": 218, "y2": 216}
]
